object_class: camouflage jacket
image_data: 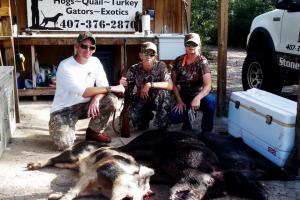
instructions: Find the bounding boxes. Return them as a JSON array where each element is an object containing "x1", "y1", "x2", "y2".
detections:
[{"x1": 126, "y1": 60, "x2": 171, "y2": 91}]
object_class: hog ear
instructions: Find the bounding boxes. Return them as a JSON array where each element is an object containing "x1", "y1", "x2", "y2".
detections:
[{"x1": 139, "y1": 165, "x2": 155, "y2": 177}]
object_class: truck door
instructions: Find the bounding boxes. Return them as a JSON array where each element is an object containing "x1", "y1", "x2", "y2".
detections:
[{"x1": 278, "y1": 0, "x2": 300, "y2": 56}]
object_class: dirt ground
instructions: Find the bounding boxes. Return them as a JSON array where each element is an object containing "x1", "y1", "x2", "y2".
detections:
[{"x1": 1, "y1": 48, "x2": 300, "y2": 200}]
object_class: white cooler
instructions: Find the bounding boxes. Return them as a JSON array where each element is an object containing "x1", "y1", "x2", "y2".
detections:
[{"x1": 228, "y1": 88, "x2": 297, "y2": 167}]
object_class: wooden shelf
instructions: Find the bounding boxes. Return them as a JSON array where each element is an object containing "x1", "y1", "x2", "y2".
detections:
[
  {"x1": 18, "y1": 87, "x2": 55, "y2": 96},
  {"x1": 13, "y1": 34, "x2": 157, "y2": 45}
]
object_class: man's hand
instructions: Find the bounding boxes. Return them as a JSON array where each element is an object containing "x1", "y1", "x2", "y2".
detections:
[
  {"x1": 88, "y1": 96, "x2": 101, "y2": 118},
  {"x1": 111, "y1": 84, "x2": 125, "y2": 94}
]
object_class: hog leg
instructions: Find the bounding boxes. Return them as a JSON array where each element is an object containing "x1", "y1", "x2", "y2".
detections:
[
  {"x1": 59, "y1": 171, "x2": 97, "y2": 200},
  {"x1": 27, "y1": 160, "x2": 52, "y2": 170},
  {"x1": 27, "y1": 149, "x2": 81, "y2": 170}
]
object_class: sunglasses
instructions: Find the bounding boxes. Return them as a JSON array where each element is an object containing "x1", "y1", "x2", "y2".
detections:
[
  {"x1": 80, "y1": 44, "x2": 96, "y2": 51},
  {"x1": 185, "y1": 42, "x2": 198, "y2": 48},
  {"x1": 143, "y1": 51, "x2": 156, "y2": 57}
]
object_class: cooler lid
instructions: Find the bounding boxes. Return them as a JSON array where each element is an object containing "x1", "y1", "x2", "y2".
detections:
[{"x1": 230, "y1": 88, "x2": 297, "y2": 125}]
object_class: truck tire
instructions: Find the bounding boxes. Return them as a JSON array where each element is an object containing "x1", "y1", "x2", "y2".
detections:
[{"x1": 242, "y1": 51, "x2": 282, "y2": 93}]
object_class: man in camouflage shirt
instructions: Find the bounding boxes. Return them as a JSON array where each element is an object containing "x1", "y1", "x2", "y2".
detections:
[{"x1": 124, "y1": 42, "x2": 173, "y2": 130}]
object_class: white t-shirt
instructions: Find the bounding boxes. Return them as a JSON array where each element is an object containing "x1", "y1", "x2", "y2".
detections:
[{"x1": 51, "y1": 56, "x2": 109, "y2": 113}]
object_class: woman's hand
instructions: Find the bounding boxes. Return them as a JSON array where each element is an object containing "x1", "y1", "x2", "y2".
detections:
[
  {"x1": 119, "y1": 77, "x2": 128, "y2": 87},
  {"x1": 173, "y1": 101, "x2": 186, "y2": 114},
  {"x1": 191, "y1": 96, "x2": 201, "y2": 111},
  {"x1": 139, "y1": 82, "x2": 151, "y2": 99}
]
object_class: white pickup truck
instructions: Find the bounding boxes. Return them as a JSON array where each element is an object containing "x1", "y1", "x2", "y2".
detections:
[{"x1": 242, "y1": 0, "x2": 300, "y2": 93}]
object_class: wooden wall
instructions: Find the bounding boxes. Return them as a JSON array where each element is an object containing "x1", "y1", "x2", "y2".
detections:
[
  {"x1": 143, "y1": 0, "x2": 187, "y2": 33},
  {"x1": 4, "y1": 0, "x2": 192, "y2": 86},
  {"x1": 10, "y1": 0, "x2": 190, "y2": 34}
]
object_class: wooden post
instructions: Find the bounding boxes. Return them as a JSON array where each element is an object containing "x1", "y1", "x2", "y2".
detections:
[
  {"x1": 295, "y1": 75, "x2": 300, "y2": 174},
  {"x1": 180, "y1": 0, "x2": 191, "y2": 34},
  {"x1": 1, "y1": 0, "x2": 19, "y2": 123},
  {"x1": 31, "y1": 45, "x2": 37, "y2": 101},
  {"x1": 217, "y1": 0, "x2": 228, "y2": 116}
]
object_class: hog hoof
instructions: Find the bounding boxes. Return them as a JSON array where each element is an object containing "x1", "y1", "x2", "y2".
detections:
[
  {"x1": 48, "y1": 192, "x2": 63, "y2": 200},
  {"x1": 27, "y1": 162, "x2": 41, "y2": 170}
]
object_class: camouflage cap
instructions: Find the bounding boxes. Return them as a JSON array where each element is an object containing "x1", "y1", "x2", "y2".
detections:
[
  {"x1": 184, "y1": 33, "x2": 201, "y2": 45},
  {"x1": 77, "y1": 31, "x2": 96, "y2": 44},
  {"x1": 141, "y1": 42, "x2": 157, "y2": 53}
]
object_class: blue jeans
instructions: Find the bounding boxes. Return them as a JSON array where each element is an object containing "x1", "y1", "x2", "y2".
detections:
[{"x1": 169, "y1": 93, "x2": 216, "y2": 132}]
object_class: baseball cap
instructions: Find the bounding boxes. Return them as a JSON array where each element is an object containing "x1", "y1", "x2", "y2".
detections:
[
  {"x1": 77, "y1": 32, "x2": 96, "y2": 44},
  {"x1": 141, "y1": 42, "x2": 157, "y2": 53},
  {"x1": 184, "y1": 33, "x2": 201, "y2": 46}
]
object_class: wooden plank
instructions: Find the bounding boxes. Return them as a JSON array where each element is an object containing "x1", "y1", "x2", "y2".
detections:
[
  {"x1": 187, "y1": 0, "x2": 191, "y2": 32},
  {"x1": 3, "y1": 37, "x2": 19, "y2": 122},
  {"x1": 18, "y1": 87, "x2": 55, "y2": 96},
  {"x1": 0, "y1": 6, "x2": 9, "y2": 16},
  {"x1": 10, "y1": 0, "x2": 26, "y2": 32},
  {"x1": 31, "y1": 45, "x2": 36, "y2": 89},
  {"x1": 181, "y1": 0, "x2": 191, "y2": 33},
  {"x1": 0, "y1": 0, "x2": 12, "y2": 36},
  {"x1": 166, "y1": 0, "x2": 173, "y2": 32},
  {"x1": 155, "y1": 0, "x2": 164, "y2": 33},
  {"x1": 31, "y1": 46, "x2": 39, "y2": 101},
  {"x1": 1, "y1": 0, "x2": 19, "y2": 122},
  {"x1": 0, "y1": 66, "x2": 16, "y2": 157},
  {"x1": 14, "y1": 37, "x2": 156, "y2": 46},
  {"x1": 217, "y1": 0, "x2": 228, "y2": 116},
  {"x1": 120, "y1": 41, "x2": 125, "y2": 75},
  {"x1": 3, "y1": 37, "x2": 14, "y2": 65},
  {"x1": 174, "y1": 0, "x2": 182, "y2": 33}
]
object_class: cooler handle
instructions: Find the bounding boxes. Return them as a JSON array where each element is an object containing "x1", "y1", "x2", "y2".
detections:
[
  {"x1": 235, "y1": 101, "x2": 240, "y2": 109},
  {"x1": 265, "y1": 115, "x2": 272, "y2": 124}
]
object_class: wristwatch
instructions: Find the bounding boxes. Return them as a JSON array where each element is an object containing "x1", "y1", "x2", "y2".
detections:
[
  {"x1": 150, "y1": 81, "x2": 154, "y2": 88},
  {"x1": 106, "y1": 86, "x2": 112, "y2": 93}
]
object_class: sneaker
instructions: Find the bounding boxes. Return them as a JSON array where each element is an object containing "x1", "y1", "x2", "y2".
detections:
[{"x1": 85, "y1": 128, "x2": 111, "y2": 143}]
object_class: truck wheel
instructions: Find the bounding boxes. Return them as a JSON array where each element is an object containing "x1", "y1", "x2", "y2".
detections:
[{"x1": 242, "y1": 52, "x2": 282, "y2": 93}]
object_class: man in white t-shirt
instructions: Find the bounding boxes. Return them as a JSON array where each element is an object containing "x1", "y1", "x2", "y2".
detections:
[{"x1": 49, "y1": 32, "x2": 125, "y2": 150}]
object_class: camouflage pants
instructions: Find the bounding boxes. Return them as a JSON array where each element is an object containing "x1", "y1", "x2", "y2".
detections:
[
  {"x1": 49, "y1": 94, "x2": 118, "y2": 150},
  {"x1": 129, "y1": 90, "x2": 174, "y2": 129}
]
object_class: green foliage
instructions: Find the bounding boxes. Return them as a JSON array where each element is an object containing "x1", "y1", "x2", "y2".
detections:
[
  {"x1": 190, "y1": 0, "x2": 275, "y2": 47},
  {"x1": 190, "y1": 0, "x2": 218, "y2": 45},
  {"x1": 228, "y1": 0, "x2": 274, "y2": 46}
]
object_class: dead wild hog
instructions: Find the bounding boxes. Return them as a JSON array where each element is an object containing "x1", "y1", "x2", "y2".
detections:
[{"x1": 27, "y1": 141, "x2": 154, "y2": 200}]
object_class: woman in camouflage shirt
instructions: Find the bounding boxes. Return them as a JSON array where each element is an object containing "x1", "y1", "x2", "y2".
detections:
[
  {"x1": 124, "y1": 42, "x2": 173, "y2": 130},
  {"x1": 170, "y1": 33, "x2": 216, "y2": 132}
]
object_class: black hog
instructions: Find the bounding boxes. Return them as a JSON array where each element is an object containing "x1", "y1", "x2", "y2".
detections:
[{"x1": 119, "y1": 130, "x2": 267, "y2": 200}]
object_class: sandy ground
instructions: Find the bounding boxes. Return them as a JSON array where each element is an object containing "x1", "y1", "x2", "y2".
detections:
[{"x1": 1, "y1": 48, "x2": 300, "y2": 200}]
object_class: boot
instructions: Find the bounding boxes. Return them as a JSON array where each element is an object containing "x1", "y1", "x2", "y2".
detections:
[{"x1": 85, "y1": 128, "x2": 111, "y2": 143}]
